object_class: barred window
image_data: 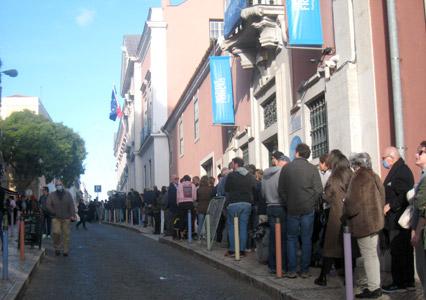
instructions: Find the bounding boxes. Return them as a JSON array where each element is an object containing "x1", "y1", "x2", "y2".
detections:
[
  {"x1": 307, "y1": 95, "x2": 329, "y2": 159},
  {"x1": 209, "y1": 20, "x2": 224, "y2": 40},
  {"x1": 194, "y1": 96, "x2": 199, "y2": 140},
  {"x1": 241, "y1": 145, "x2": 249, "y2": 166},
  {"x1": 262, "y1": 96, "x2": 277, "y2": 129}
]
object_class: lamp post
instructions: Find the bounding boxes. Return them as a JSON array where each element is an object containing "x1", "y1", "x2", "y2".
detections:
[{"x1": 0, "y1": 59, "x2": 18, "y2": 182}]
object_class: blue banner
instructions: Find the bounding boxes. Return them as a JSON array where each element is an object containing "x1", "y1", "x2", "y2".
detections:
[
  {"x1": 209, "y1": 56, "x2": 235, "y2": 125},
  {"x1": 224, "y1": 0, "x2": 247, "y2": 38},
  {"x1": 286, "y1": 0, "x2": 323, "y2": 46}
]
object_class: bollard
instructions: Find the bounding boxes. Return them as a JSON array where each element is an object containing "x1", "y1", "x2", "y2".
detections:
[
  {"x1": 10, "y1": 213, "x2": 14, "y2": 237},
  {"x1": 187, "y1": 210, "x2": 192, "y2": 243},
  {"x1": 343, "y1": 226, "x2": 354, "y2": 300},
  {"x1": 234, "y1": 215, "x2": 240, "y2": 261},
  {"x1": 130, "y1": 210, "x2": 134, "y2": 226},
  {"x1": 138, "y1": 208, "x2": 142, "y2": 225},
  {"x1": 125, "y1": 209, "x2": 128, "y2": 224},
  {"x1": 275, "y1": 218, "x2": 282, "y2": 278},
  {"x1": 206, "y1": 214, "x2": 211, "y2": 250},
  {"x1": 160, "y1": 209, "x2": 164, "y2": 234},
  {"x1": 113, "y1": 210, "x2": 116, "y2": 223},
  {"x1": 19, "y1": 217, "x2": 25, "y2": 261},
  {"x1": 3, "y1": 215, "x2": 9, "y2": 279}
]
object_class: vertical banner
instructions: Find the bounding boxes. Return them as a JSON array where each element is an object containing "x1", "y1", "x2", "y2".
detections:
[
  {"x1": 286, "y1": 0, "x2": 323, "y2": 46},
  {"x1": 209, "y1": 56, "x2": 235, "y2": 125}
]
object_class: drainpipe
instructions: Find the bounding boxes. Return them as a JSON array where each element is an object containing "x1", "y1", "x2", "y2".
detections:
[{"x1": 386, "y1": 0, "x2": 406, "y2": 158}]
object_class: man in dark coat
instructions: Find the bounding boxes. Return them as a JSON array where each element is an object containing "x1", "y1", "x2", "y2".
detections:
[
  {"x1": 166, "y1": 175, "x2": 179, "y2": 236},
  {"x1": 278, "y1": 143, "x2": 323, "y2": 278},
  {"x1": 381, "y1": 146, "x2": 415, "y2": 292}
]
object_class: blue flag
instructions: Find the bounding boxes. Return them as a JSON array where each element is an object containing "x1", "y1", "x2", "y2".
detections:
[{"x1": 109, "y1": 88, "x2": 122, "y2": 121}]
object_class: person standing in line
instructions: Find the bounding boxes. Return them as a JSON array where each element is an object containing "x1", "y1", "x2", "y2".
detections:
[
  {"x1": 278, "y1": 143, "x2": 323, "y2": 278},
  {"x1": 262, "y1": 151, "x2": 290, "y2": 274},
  {"x1": 196, "y1": 176, "x2": 214, "y2": 239},
  {"x1": 166, "y1": 175, "x2": 179, "y2": 237},
  {"x1": 176, "y1": 175, "x2": 196, "y2": 240},
  {"x1": 39, "y1": 186, "x2": 52, "y2": 238},
  {"x1": 411, "y1": 141, "x2": 426, "y2": 296},
  {"x1": 344, "y1": 153, "x2": 385, "y2": 299},
  {"x1": 314, "y1": 152, "x2": 352, "y2": 286},
  {"x1": 224, "y1": 157, "x2": 256, "y2": 257},
  {"x1": 381, "y1": 146, "x2": 415, "y2": 293},
  {"x1": 47, "y1": 179, "x2": 76, "y2": 256}
]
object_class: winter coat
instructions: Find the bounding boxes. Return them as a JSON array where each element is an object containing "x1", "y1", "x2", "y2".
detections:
[
  {"x1": 344, "y1": 168, "x2": 385, "y2": 238},
  {"x1": 383, "y1": 158, "x2": 414, "y2": 230},
  {"x1": 224, "y1": 168, "x2": 256, "y2": 205},
  {"x1": 322, "y1": 167, "x2": 353, "y2": 258},
  {"x1": 167, "y1": 183, "x2": 178, "y2": 213},
  {"x1": 261, "y1": 166, "x2": 283, "y2": 206},
  {"x1": 46, "y1": 190, "x2": 76, "y2": 220},
  {"x1": 196, "y1": 186, "x2": 214, "y2": 214},
  {"x1": 278, "y1": 158, "x2": 323, "y2": 216}
]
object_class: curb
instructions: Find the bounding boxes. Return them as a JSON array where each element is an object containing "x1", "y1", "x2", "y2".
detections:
[
  {"x1": 5, "y1": 248, "x2": 46, "y2": 300},
  {"x1": 158, "y1": 237, "x2": 294, "y2": 300}
]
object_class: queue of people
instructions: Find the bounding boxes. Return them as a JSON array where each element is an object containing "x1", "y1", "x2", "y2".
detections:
[{"x1": 101, "y1": 140, "x2": 426, "y2": 299}]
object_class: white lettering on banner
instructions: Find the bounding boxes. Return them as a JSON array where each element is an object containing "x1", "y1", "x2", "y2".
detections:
[
  {"x1": 214, "y1": 77, "x2": 227, "y2": 104},
  {"x1": 294, "y1": 0, "x2": 310, "y2": 11}
]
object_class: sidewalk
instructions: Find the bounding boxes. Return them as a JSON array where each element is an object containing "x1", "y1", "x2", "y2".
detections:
[
  {"x1": 106, "y1": 221, "x2": 424, "y2": 300},
  {"x1": 0, "y1": 231, "x2": 45, "y2": 300}
]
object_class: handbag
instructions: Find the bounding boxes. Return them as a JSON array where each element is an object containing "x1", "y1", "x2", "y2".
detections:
[{"x1": 398, "y1": 204, "x2": 414, "y2": 229}]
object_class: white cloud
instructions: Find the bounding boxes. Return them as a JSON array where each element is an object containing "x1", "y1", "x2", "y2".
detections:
[{"x1": 76, "y1": 9, "x2": 95, "y2": 27}]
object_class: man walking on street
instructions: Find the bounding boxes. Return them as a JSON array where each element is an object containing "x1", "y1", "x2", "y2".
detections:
[
  {"x1": 278, "y1": 143, "x2": 323, "y2": 278},
  {"x1": 47, "y1": 179, "x2": 76, "y2": 256},
  {"x1": 262, "y1": 151, "x2": 290, "y2": 274},
  {"x1": 381, "y1": 146, "x2": 415, "y2": 292}
]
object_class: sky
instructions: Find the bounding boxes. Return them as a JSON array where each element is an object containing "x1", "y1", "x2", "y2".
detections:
[{"x1": 0, "y1": 0, "x2": 183, "y2": 200}]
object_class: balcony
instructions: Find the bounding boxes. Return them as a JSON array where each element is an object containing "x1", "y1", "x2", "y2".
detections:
[{"x1": 222, "y1": 0, "x2": 284, "y2": 69}]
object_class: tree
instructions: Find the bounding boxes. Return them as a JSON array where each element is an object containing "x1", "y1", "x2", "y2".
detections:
[{"x1": 0, "y1": 110, "x2": 87, "y2": 192}]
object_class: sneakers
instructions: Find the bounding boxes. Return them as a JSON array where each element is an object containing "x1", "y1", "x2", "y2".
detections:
[
  {"x1": 382, "y1": 284, "x2": 406, "y2": 293},
  {"x1": 285, "y1": 272, "x2": 298, "y2": 279},
  {"x1": 355, "y1": 288, "x2": 382, "y2": 299},
  {"x1": 314, "y1": 276, "x2": 327, "y2": 286},
  {"x1": 224, "y1": 251, "x2": 235, "y2": 257}
]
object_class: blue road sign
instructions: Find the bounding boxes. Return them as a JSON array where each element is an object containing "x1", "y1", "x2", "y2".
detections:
[{"x1": 94, "y1": 185, "x2": 102, "y2": 193}]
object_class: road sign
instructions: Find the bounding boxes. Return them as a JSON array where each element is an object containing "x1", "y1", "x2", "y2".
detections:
[{"x1": 94, "y1": 185, "x2": 102, "y2": 193}]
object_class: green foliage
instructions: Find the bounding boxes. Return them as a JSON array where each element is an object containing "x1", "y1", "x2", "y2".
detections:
[{"x1": 0, "y1": 110, "x2": 87, "y2": 191}]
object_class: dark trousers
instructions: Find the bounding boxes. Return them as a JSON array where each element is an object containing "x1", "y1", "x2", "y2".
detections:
[
  {"x1": 153, "y1": 212, "x2": 161, "y2": 234},
  {"x1": 76, "y1": 214, "x2": 87, "y2": 229},
  {"x1": 390, "y1": 229, "x2": 414, "y2": 286},
  {"x1": 43, "y1": 214, "x2": 52, "y2": 235},
  {"x1": 177, "y1": 202, "x2": 194, "y2": 232}
]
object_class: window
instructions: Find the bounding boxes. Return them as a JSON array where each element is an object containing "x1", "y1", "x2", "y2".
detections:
[
  {"x1": 202, "y1": 158, "x2": 213, "y2": 177},
  {"x1": 262, "y1": 96, "x2": 277, "y2": 129},
  {"x1": 179, "y1": 118, "x2": 184, "y2": 156},
  {"x1": 209, "y1": 20, "x2": 224, "y2": 40},
  {"x1": 149, "y1": 159, "x2": 152, "y2": 188},
  {"x1": 144, "y1": 165, "x2": 147, "y2": 188},
  {"x1": 307, "y1": 95, "x2": 329, "y2": 159},
  {"x1": 194, "y1": 97, "x2": 199, "y2": 140},
  {"x1": 241, "y1": 145, "x2": 249, "y2": 166}
]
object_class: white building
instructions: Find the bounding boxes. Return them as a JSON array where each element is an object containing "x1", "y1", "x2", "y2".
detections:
[{"x1": 0, "y1": 95, "x2": 51, "y2": 120}]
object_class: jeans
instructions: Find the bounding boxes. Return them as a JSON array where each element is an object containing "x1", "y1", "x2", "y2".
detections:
[
  {"x1": 197, "y1": 213, "x2": 205, "y2": 236},
  {"x1": 227, "y1": 202, "x2": 252, "y2": 252},
  {"x1": 287, "y1": 210, "x2": 315, "y2": 273},
  {"x1": 43, "y1": 214, "x2": 52, "y2": 235},
  {"x1": 267, "y1": 205, "x2": 287, "y2": 272},
  {"x1": 357, "y1": 234, "x2": 381, "y2": 291}
]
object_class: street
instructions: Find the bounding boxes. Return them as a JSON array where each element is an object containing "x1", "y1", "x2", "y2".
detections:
[{"x1": 21, "y1": 224, "x2": 272, "y2": 300}]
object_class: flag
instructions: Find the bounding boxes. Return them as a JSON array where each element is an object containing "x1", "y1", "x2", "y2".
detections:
[{"x1": 109, "y1": 87, "x2": 123, "y2": 121}]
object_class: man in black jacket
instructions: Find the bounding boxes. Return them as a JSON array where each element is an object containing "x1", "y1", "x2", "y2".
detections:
[
  {"x1": 381, "y1": 146, "x2": 415, "y2": 293},
  {"x1": 278, "y1": 143, "x2": 322, "y2": 278},
  {"x1": 224, "y1": 157, "x2": 256, "y2": 257}
]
